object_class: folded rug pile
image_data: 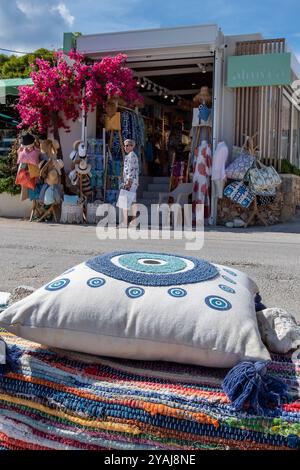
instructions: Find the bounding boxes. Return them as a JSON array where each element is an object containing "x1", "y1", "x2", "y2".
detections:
[{"x1": 0, "y1": 330, "x2": 299, "y2": 450}]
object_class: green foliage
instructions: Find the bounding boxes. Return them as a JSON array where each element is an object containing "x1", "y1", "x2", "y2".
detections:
[
  {"x1": 0, "y1": 176, "x2": 20, "y2": 195},
  {"x1": 0, "y1": 136, "x2": 21, "y2": 195},
  {"x1": 0, "y1": 48, "x2": 55, "y2": 79},
  {"x1": 281, "y1": 159, "x2": 300, "y2": 177}
]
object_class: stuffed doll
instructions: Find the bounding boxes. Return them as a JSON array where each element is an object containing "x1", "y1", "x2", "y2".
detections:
[
  {"x1": 39, "y1": 168, "x2": 63, "y2": 206},
  {"x1": 15, "y1": 133, "x2": 41, "y2": 193}
]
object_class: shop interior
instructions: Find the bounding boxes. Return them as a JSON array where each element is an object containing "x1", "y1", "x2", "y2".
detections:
[{"x1": 92, "y1": 56, "x2": 214, "y2": 202}]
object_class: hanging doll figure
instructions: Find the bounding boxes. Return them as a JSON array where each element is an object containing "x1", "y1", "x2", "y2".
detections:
[{"x1": 192, "y1": 140, "x2": 212, "y2": 226}]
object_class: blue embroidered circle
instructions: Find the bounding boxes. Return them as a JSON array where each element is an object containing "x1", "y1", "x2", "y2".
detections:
[
  {"x1": 45, "y1": 278, "x2": 70, "y2": 291},
  {"x1": 87, "y1": 277, "x2": 106, "y2": 288},
  {"x1": 126, "y1": 286, "x2": 145, "y2": 298},
  {"x1": 119, "y1": 253, "x2": 186, "y2": 274},
  {"x1": 168, "y1": 288, "x2": 187, "y2": 298},
  {"x1": 222, "y1": 275, "x2": 237, "y2": 285},
  {"x1": 219, "y1": 284, "x2": 236, "y2": 294},
  {"x1": 223, "y1": 268, "x2": 237, "y2": 277},
  {"x1": 86, "y1": 251, "x2": 218, "y2": 286},
  {"x1": 205, "y1": 295, "x2": 232, "y2": 311}
]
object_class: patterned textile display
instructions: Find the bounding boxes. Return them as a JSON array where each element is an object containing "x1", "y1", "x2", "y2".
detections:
[
  {"x1": 224, "y1": 181, "x2": 255, "y2": 209},
  {"x1": 248, "y1": 163, "x2": 282, "y2": 192},
  {"x1": 225, "y1": 153, "x2": 255, "y2": 181},
  {"x1": 0, "y1": 330, "x2": 299, "y2": 450}
]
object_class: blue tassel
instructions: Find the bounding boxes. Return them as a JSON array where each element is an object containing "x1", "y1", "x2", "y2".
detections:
[
  {"x1": 222, "y1": 360, "x2": 289, "y2": 414},
  {"x1": 0, "y1": 336, "x2": 23, "y2": 376},
  {"x1": 254, "y1": 292, "x2": 266, "y2": 312}
]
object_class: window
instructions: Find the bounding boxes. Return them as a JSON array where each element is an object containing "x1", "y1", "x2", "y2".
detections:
[{"x1": 281, "y1": 95, "x2": 291, "y2": 162}]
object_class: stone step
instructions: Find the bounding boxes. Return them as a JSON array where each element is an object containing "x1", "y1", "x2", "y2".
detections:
[
  {"x1": 148, "y1": 183, "x2": 170, "y2": 192},
  {"x1": 142, "y1": 191, "x2": 160, "y2": 199},
  {"x1": 152, "y1": 177, "x2": 170, "y2": 184},
  {"x1": 138, "y1": 198, "x2": 160, "y2": 207}
]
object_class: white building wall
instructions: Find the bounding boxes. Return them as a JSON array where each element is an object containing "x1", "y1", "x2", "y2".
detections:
[{"x1": 57, "y1": 109, "x2": 97, "y2": 174}]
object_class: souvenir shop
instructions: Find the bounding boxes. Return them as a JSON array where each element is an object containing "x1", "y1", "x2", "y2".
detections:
[
  {"x1": 11, "y1": 26, "x2": 300, "y2": 224},
  {"x1": 60, "y1": 25, "x2": 224, "y2": 225}
]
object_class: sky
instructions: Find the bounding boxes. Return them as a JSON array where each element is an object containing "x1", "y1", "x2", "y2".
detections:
[{"x1": 0, "y1": 0, "x2": 300, "y2": 60}]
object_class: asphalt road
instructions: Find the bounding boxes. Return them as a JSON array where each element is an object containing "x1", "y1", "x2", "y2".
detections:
[{"x1": 0, "y1": 217, "x2": 299, "y2": 320}]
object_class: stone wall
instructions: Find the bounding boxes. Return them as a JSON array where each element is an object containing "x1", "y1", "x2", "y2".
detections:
[{"x1": 217, "y1": 174, "x2": 300, "y2": 226}]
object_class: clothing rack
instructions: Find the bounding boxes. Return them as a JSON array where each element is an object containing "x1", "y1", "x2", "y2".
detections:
[{"x1": 118, "y1": 105, "x2": 139, "y2": 114}]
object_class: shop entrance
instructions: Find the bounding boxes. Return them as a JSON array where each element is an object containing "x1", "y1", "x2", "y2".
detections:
[
  {"x1": 93, "y1": 54, "x2": 216, "y2": 216},
  {"x1": 130, "y1": 57, "x2": 214, "y2": 189}
]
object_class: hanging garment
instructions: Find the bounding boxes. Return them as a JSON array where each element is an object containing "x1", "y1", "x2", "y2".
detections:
[
  {"x1": 192, "y1": 141, "x2": 212, "y2": 224},
  {"x1": 212, "y1": 141, "x2": 229, "y2": 181},
  {"x1": 211, "y1": 141, "x2": 229, "y2": 200},
  {"x1": 17, "y1": 147, "x2": 40, "y2": 166},
  {"x1": 192, "y1": 106, "x2": 212, "y2": 127}
]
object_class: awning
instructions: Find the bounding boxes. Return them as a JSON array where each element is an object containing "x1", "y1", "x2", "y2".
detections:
[
  {"x1": 0, "y1": 112, "x2": 19, "y2": 126},
  {"x1": 0, "y1": 78, "x2": 33, "y2": 103}
]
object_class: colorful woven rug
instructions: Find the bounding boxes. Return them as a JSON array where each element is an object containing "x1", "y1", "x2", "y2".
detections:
[{"x1": 0, "y1": 330, "x2": 299, "y2": 450}]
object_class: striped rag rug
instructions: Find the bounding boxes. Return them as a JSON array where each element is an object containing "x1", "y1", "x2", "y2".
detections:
[{"x1": 0, "y1": 330, "x2": 299, "y2": 451}]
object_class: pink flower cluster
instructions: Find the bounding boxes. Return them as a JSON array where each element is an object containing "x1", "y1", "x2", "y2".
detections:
[{"x1": 17, "y1": 51, "x2": 142, "y2": 133}]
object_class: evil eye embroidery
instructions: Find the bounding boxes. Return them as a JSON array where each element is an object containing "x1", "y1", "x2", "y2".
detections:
[
  {"x1": 168, "y1": 288, "x2": 187, "y2": 298},
  {"x1": 218, "y1": 284, "x2": 236, "y2": 294},
  {"x1": 86, "y1": 251, "x2": 218, "y2": 286},
  {"x1": 126, "y1": 286, "x2": 145, "y2": 298},
  {"x1": 223, "y1": 268, "x2": 237, "y2": 277},
  {"x1": 119, "y1": 253, "x2": 187, "y2": 274},
  {"x1": 205, "y1": 295, "x2": 232, "y2": 311},
  {"x1": 222, "y1": 275, "x2": 237, "y2": 285},
  {"x1": 87, "y1": 277, "x2": 106, "y2": 288},
  {"x1": 45, "y1": 278, "x2": 70, "y2": 291}
]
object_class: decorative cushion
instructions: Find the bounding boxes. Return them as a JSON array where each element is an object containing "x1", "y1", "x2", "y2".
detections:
[
  {"x1": 225, "y1": 153, "x2": 255, "y2": 181},
  {"x1": 0, "y1": 252, "x2": 270, "y2": 368}
]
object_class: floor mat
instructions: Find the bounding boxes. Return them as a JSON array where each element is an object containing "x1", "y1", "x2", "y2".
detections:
[{"x1": 0, "y1": 330, "x2": 299, "y2": 450}]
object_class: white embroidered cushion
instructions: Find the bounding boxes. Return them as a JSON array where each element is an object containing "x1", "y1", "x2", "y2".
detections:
[{"x1": 0, "y1": 251, "x2": 270, "y2": 368}]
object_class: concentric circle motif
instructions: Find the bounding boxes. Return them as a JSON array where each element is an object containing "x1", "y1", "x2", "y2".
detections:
[
  {"x1": 126, "y1": 286, "x2": 145, "y2": 299},
  {"x1": 205, "y1": 295, "x2": 232, "y2": 311},
  {"x1": 45, "y1": 278, "x2": 70, "y2": 291},
  {"x1": 223, "y1": 268, "x2": 237, "y2": 277},
  {"x1": 86, "y1": 251, "x2": 219, "y2": 286},
  {"x1": 168, "y1": 288, "x2": 187, "y2": 298},
  {"x1": 119, "y1": 253, "x2": 187, "y2": 274},
  {"x1": 222, "y1": 275, "x2": 237, "y2": 285},
  {"x1": 218, "y1": 284, "x2": 236, "y2": 294},
  {"x1": 87, "y1": 277, "x2": 106, "y2": 288}
]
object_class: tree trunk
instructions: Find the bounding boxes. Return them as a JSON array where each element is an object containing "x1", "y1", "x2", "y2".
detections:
[{"x1": 52, "y1": 112, "x2": 66, "y2": 189}]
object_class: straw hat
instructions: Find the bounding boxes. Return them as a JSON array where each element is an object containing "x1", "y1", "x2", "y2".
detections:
[
  {"x1": 75, "y1": 159, "x2": 91, "y2": 175},
  {"x1": 45, "y1": 168, "x2": 59, "y2": 185}
]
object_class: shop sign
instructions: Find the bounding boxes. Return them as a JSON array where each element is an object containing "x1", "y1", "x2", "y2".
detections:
[{"x1": 227, "y1": 53, "x2": 291, "y2": 87}]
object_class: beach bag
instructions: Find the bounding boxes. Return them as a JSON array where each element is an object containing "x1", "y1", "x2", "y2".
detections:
[
  {"x1": 224, "y1": 181, "x2": 255, "y2": 209},
  {"x1": 225, "y1": 152, "x2": 255, "y2": 181},
  {"x1": 248, "y1": 162, "x2": 281, "y2": 192}
]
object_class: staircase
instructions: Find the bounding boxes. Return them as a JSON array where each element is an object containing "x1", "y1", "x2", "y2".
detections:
[
  {"x1": 137, "y1": 176, "x2": 170, "y2": 226},
  {"x1": 137, "y1": 177, "x2": 169, "y2": 208}
]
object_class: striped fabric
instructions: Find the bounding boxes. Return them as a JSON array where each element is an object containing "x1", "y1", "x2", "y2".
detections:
[{"x1": 0, "y1": 330, "x2": 299, "y2": 450}]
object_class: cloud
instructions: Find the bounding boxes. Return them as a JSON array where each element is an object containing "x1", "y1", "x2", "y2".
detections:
[
  {"x1": 51, "y1": 3, "x2": 75, "y2": 28},
  {"x1": 0, "y1": 1, "x2": 75, "y2": 52}
]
